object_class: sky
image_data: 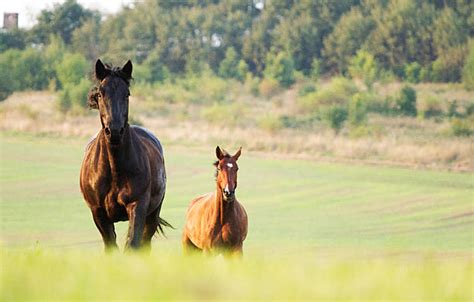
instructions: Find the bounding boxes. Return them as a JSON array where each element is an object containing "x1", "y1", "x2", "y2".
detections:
[{"x1": 0, "y1": 0, "x2": 135, "y2": 28}]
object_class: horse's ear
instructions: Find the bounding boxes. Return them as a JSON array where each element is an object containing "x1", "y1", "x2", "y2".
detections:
[
  {"x1": 216, "y1": 146, "x2": 225, "y2": 160},
  {"x1": 233, "y1": 147, "x2": 242, "y2": 161},
  {"x1": 122, "y1": 60, "x2": 133, "y2": 80},
  {"x1": 87, "y1": 87, "x2": 99, "y2": 110},
  {"x1": 95, "y1": 59, "x2": 108, "y2": 81}
]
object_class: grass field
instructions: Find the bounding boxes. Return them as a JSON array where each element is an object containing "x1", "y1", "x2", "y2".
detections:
[{"x1": 1, "y1": 131, "x2": 473, "y2": 300}]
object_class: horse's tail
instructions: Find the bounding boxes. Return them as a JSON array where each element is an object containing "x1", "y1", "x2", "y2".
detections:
[{"x1": 156, "y1": 217, "x2": 175, "y2": 237}]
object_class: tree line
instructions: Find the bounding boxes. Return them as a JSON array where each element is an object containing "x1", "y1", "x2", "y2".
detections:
[{"x1": 1, "y1": 0, "x2": 473, "y2": 101}]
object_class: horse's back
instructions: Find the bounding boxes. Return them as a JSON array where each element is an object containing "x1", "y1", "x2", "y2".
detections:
[{"x1": 131, "y1": 125, "x2": 164, "y2": 156}]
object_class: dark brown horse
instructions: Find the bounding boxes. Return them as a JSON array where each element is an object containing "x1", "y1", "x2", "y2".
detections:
[
  {"x1": 80, "y1": 59, "x2": 170, "y2": 252},
  {"x1": 183, "y1": 146, "x2": 248, "y2": 256}
]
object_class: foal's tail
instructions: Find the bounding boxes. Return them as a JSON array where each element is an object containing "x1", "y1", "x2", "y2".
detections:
[{"x1": 156, "y1": 217, "x2": 175, "y2": 237}]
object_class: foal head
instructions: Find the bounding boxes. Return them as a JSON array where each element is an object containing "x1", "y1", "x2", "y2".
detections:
[
  {"x1": 214, "y1": 146, "x2": 242, "y2": 202},
  {"x1": 88, "y1": 59, "x2": 133, "y2": 146}
]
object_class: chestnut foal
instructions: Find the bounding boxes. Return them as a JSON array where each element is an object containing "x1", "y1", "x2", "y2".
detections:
[{"x1": 182, "y1": 146, "x2": 248, "y2": 256}]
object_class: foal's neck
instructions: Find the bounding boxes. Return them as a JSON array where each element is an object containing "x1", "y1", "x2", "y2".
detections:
[{"x1": 213, "y1": 185, "x2": 233, "y2": 226}]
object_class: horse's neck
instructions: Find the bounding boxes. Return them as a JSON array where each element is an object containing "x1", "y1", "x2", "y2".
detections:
[
  {"x1": 212, "y1": 186, "x2": 232, "y2": 227},
  {"x1": 103, "y1": 127, "x2": 137, "y2": 179}
]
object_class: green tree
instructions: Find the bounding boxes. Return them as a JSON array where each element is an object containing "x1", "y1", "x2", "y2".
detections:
[
  {"x1": 31, "y1": 0, "x2": 97, "y2": 44},
  {"x1": 322, "y1": 7, "x2": 375, "y2": 74}
]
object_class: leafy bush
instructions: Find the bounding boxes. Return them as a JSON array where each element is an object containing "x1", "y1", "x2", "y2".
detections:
[
  {"x1": 450, "y1": 118, "x2": 472, "y2": 136},
  {"x1": 259, "y1": 78, "x2": 280, "y2": 98},
  {"x1": 395, "y1": 85, "x2": 417, "y2": 116},
  {"x1": 244, "y1": 73, "x2": 260, "y2": 96},
  {"x1": 404, "y1": 62, "x2": 421, "y2": 83},
  {"x1": 258, "y1": 114, "x2": 284, "y2": 132},
  {"x1": 310, "y1": 58, "x2": 320, "y2": 81},
  {"x1": 348, "y1": 50, "x2": 379, "y2": 89},
  {"x1": 264, "y1": 51, "x2": 295, "y2": 88},
  {"x1": 298, "y1": 77, "x2": 357, "y2": 113},
  {"x1": 201, "y1": 102, "x2": 247, "y2": 127},
  {"x1": 431, "y1": 46, "x2": 466, "y2": 83},
  {"x1": 348, "y1": 93, "x2": 368, "y2": 126},
  {"x1": 321, "y1": 105, "x2": 348, "y2": 134},
  {"x1": 219, "y1": 48, "x2": 242, "y2": 80},
  {"x1": 462, "y1": 40, "x2": 474, "y2": 90},
  {"x1": 298, "y1": 83, "x2": 316, "y2": 97},
  {"x1": 418, "y1": 95, "x2": 444, "y2": 119},
  {"x1": 56, "y1": 53, "x2": 88, "y2": 89},
  {"x1": 57, "y1": 78, "x2": 91, "y2": 112}
]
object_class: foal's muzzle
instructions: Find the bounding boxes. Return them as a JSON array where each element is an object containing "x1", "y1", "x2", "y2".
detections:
[{"x1": 223, "y1": 188, "x2": 235, "y2": 199}]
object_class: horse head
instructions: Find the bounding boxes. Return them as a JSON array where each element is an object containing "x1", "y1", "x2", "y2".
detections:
[
  {"x1": 88, "y1": 59, "x2": 133, "y2": 146},
  {"x1": 214, "y1": 146, "x2": 242, "y2": 202}
]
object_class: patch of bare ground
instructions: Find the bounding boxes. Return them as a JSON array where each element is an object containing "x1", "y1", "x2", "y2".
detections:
[{"x1": 1, "y1": 91, "x2": 473, "y2": 171}]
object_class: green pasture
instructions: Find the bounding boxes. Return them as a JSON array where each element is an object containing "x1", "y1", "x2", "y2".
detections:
[{"x1": 0, "y1": 132, "x2": 473, "y2": 300}]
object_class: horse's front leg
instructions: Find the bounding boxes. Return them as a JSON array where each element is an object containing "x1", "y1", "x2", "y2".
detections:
[
  {"x1": 92, "y1": 207, "x2": 118, "y2": 252},
  {"x1": 125, "y1": 199, "x2": 148, "y2": 251}
]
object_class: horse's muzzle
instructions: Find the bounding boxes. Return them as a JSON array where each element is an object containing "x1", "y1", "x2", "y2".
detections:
[{"x1": 105, "y1": 127, "x2": 124, "y2": 146}]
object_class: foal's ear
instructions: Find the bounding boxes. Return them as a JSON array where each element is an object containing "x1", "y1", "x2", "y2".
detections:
[
  {"x1": 95, "y1": 59, "x2": 108, "y2": 81},
  {"x1": 233, "y1": 147, "x2": 242, "y2": 161},
  {"x1": 122, "y1": 60, "x2": 133, "y2": 80},
  {"x1": 216, "y1": 146, "x2": 225, "y2": 160},
  {"x1": 87, "y1": 87, "x2": 99, "y2": 110}
]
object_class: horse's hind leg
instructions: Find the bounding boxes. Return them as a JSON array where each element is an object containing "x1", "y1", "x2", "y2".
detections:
[{"x1": 92, "y1": 207, "x2": 118, "y2": 252}]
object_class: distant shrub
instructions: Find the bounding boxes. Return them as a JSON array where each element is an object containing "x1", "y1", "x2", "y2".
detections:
[
  {"x1": 348, "y1": 93, "x2": 369, "y2": 126},
  {"x1": 133, "y1": 64, "x2": 152, "y2": 84},
  {"x1": 144, "y1": 52, "x2": 169, "y2": 83},
  {"x1": 348, "y1": 50, "x2": 379, "y2": 89},
  {"x1": 395, "y1": 85, "x2": 417, "y2": 116},
  {"x1": 310, "y1": 58, "x2": 320, "y2": 81},
  {"x1": 57, "y1": 87, "x2": 72, "y2": 113},
  {"x1": 404, "y1": 62, "x2": 421, "y2": 83},
  {"x1": 258, "y1": 114, "x2": 284, "y2": 132},
  {"x1": 431, "y1": 46, "x2": 466, "y2": 83},
  {"x1": 201, "y1": 102, "x2": 246, "y2": 126},
  {"x1": 450, "y1": 118, "x2": 473, "y2": 136},
  {"x1": 219, "y1": 48, "x2": 247, "y2": 81},
  {"x1": 236, "y1": 60, "x2": 249, "y2": 82},
  {"x1": 321, "y1": 105, "x2": 348, "y2": 134},
  {"x1": 264, "y1": 51, "x2": 295, "y2": 88},
  {"x1": 259, "y1": 78, "x2": 280, "y2": 98},
  {"x1": 298, "y1": 83, "x2": 316, "y2": 97},
  {"x1": 245, "y1": 73, "x2": 260, "y2": 96},
  {"x1": 462, "y1": 40, "x2": 474, "y2": 90},
  {"x1": 56, "y1": 53, "x2": 88, "y2": 89},
  {"x1": 298, "y1": 77, "x2": 357, "y2": 113},
  {"x1": 447, "y1": 100, "x2": 460, "y2": 118},
  {"x1": 57, "y1": 78, "x2": 91, "y2": 112},
  {"x1": 418, "y1": 95, "x2": 444, "y2": 119},
  {"x1": 419, "y1": 65, "x2": 432, "y2": 82}
]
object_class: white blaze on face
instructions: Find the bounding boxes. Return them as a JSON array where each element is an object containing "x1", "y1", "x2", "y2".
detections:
[{"x1": 226, "y1": 163, "x2": 233, "y2": 168}]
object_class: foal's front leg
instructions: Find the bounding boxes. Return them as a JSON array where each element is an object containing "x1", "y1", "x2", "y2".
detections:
[{"x1": 125, "y1": 199, "x2": 148, "y2": 250}]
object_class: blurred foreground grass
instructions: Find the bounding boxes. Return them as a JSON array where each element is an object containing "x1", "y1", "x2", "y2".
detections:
[{"x1": 1, "y1": 247, "x2": 472, "y2": 301}]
